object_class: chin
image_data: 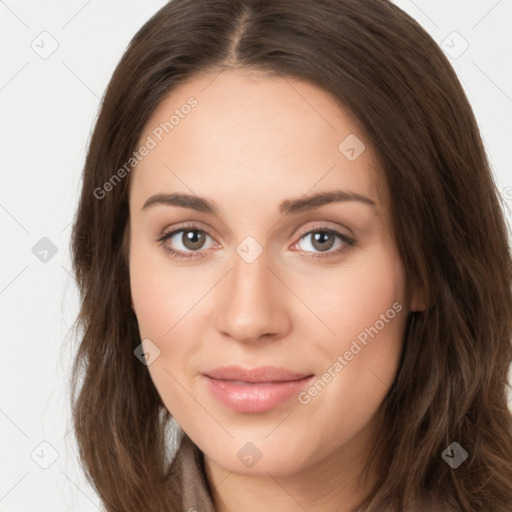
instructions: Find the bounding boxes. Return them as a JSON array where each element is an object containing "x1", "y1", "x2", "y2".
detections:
[{"x1": 200, "y1": 435, "x2": 318, "y2": 477}]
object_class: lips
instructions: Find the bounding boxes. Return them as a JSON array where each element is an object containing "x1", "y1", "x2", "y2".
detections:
[
  {"x1": 203, "y1": 365, "x2": 311, "y2": 383},
  {"x1": 202, "y1": 365, "x2": 314, "y2": 413}
]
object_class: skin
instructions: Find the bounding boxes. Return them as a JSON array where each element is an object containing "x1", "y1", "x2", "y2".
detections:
[{"x1": 128, "y1": 68, "x2": 423, "y2": 512}]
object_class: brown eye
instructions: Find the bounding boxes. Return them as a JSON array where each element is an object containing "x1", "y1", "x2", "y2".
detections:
[
  {"x1": 157, "y1": 225, "x2": 216, "y2": 260},
  {"x1": 309, "y1": 231, "x2": 336, "y2": 252},
  {"x1": 294, "y1": 227, "x2": 356, "y2": 260},
  {"x1": 180, "y1": 230, "x2": 207, "y2": 251}
]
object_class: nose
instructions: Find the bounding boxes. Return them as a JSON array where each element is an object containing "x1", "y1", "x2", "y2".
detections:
[{"x1": 214, "y1": 250, "x2": 291, "y2": 344}]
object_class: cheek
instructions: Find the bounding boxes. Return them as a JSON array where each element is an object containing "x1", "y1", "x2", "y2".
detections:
[
  {"x1": 128, "y1": 232, "x2": 181, "y2": 364},
  {"x1": 130, "y1": 268, "x2": 170, "y2": 339},
  {"x1": 302, "y1": 245, "x2": 408, "y2": 407},
  {"x1": 300, "y1": 243, "x2": 407, "y2": 350},
  {"x1": 296, "y1": 258, "x2": 407, "y2": 456},
  {"x1": 129, "y1": 243, "x2": 198, "y2": 418},
  {"x1": 129, "y1": 237, "x2": 210, "y2": 382},
  {"x1": 129, "y1": 233, "x2": 189, "y2": 338}
]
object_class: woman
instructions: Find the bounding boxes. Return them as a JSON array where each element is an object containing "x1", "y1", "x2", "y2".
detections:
[{"x1": 69, "y1": 0, "x2": 512, "y2": 510}]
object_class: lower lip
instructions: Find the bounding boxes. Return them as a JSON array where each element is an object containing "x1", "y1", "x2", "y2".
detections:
[{"x1": 202, "y1": 375, "x2": 314, "y2": 413}]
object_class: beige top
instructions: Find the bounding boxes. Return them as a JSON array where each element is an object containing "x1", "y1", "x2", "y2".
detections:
[{"x1": 171, "y1": 434, "x2": 217, "y2": 512}]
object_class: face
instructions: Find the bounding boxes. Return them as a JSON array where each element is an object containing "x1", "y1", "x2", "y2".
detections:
[{"x1": 128, "y1": 69, "x2": 416, "y2": 478}]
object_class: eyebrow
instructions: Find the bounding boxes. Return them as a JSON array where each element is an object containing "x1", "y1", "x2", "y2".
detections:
[{"x1": 141, "y1": 190, "x2": 377, "y2": 216}]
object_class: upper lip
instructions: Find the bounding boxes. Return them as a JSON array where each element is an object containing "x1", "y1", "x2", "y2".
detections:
[{"x1": 203, "y1": 365, "x2": 313, "y2": 383}]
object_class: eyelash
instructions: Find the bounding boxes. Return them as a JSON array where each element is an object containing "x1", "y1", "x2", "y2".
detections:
[{"x1": 156, "y1": 222, "x2": 357, "y2": 261}]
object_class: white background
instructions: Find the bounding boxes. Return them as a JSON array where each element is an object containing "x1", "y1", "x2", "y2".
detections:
[{"x1": 1, "y1": 1, "x2": 511, "y2": 510}]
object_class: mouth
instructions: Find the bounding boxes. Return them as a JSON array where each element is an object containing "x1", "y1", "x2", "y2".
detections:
[{"x1": 202, "y1": 365, "x2": 314, "y2": 413}]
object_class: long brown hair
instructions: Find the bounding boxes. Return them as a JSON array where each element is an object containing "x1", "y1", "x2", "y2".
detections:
[{"x1": 69, "y1": 0, "x2": 512, "y2": 510}]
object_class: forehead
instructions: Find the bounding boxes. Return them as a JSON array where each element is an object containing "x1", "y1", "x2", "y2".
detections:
[{"x1": 129, "y1": 69, "x2": 385, "y2": 213}]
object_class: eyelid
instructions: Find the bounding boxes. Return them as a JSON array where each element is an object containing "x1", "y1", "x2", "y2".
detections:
[
  {"x1": 158, "y1": 220, "x2": 217, "y2": 240},
  {"x1": 293, "y1": 221, "x2": 353, "y2": 240}
]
